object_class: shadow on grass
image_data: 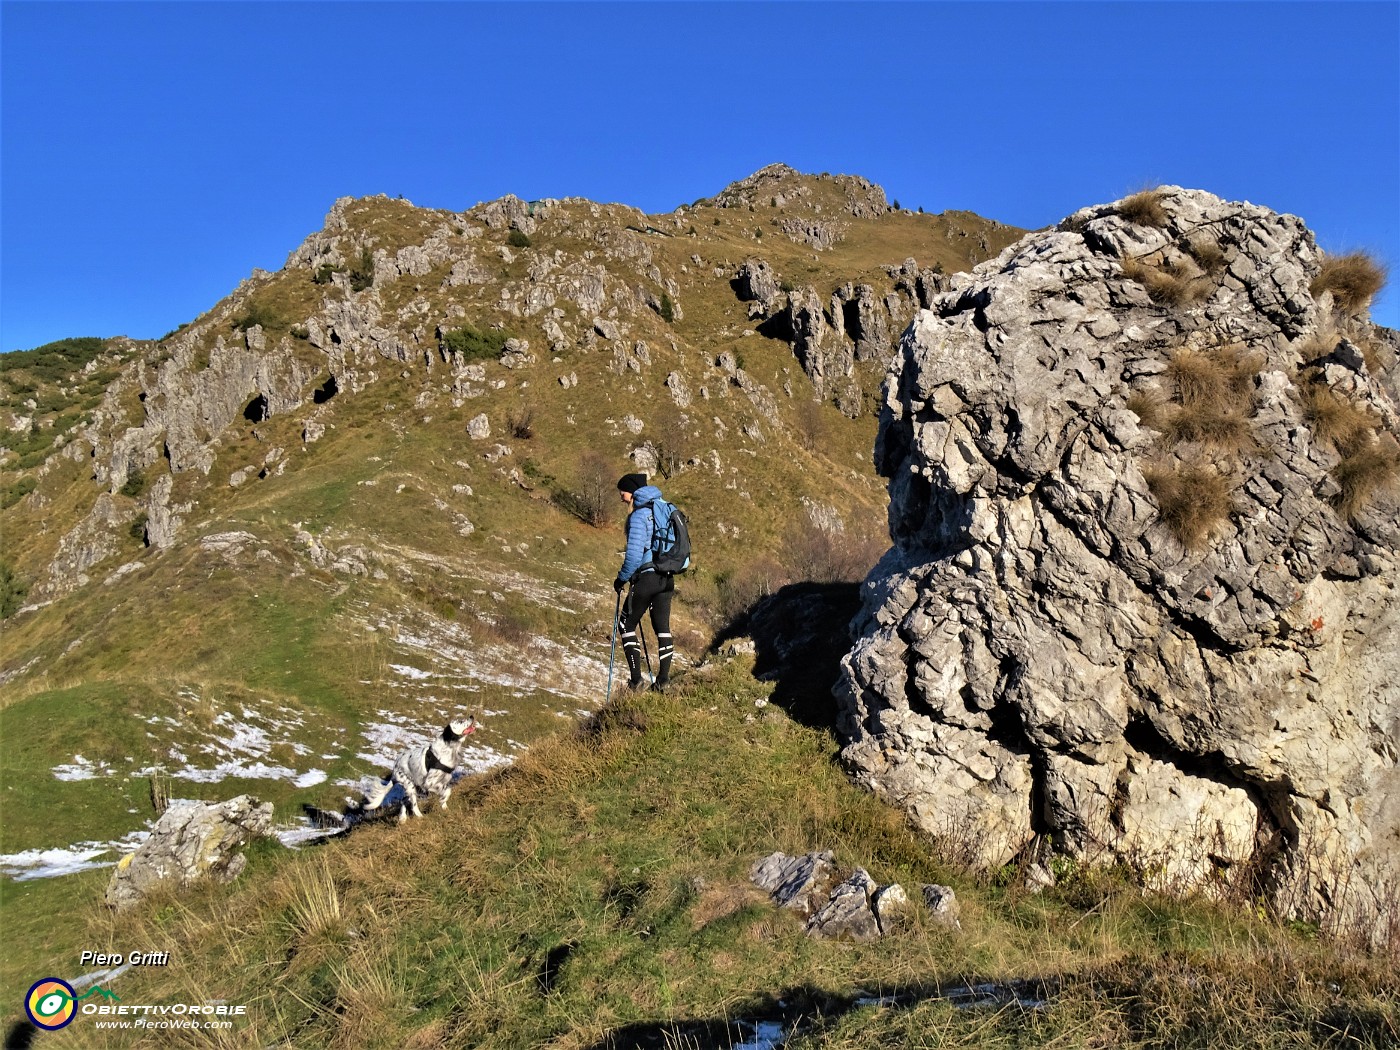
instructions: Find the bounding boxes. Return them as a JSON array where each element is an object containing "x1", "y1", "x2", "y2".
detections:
[{"x1": 583, "y1": 980, "x2": 1053, "y2": 1049}]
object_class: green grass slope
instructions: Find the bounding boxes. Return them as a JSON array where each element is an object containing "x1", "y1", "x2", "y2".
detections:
[{"x1": 5, "y1": 661, "x2": 1395, "y2": 1048}]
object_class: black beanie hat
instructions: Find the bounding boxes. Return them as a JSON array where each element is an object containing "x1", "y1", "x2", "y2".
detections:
[{"x1": 617, "y1": 473, "x2": 648, "y2": 494}]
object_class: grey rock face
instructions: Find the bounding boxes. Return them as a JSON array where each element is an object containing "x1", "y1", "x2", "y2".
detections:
[
  {"x1": 734, "y1": 258, "x2": 782, "y2": 314},
  {"x1": 805, "y1": 869, "x2": 882, "y2": 941},
  {"x1": 838, "y1": 187, "x2": 1400, "y2": 939},
  {"x1": 749, "y1": 850, "x2": 837, "y2": 916},
  {"x1": 104, "y1": 795, "x2": 273, "y2": 911}
]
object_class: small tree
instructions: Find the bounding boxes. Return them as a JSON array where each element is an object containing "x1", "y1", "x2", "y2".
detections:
[
  {"x1": 507, "y1": 229, "x2": 532, "y2": 249},
  {"x1": 659, "y1": 293, "x2": 675, "y2": 324},
  {"x1": 568, "y1": 452, "x2": 616, "y2": 527}
]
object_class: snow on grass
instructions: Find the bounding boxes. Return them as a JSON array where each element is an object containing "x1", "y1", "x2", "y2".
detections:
[
  {"x1": 52, "y1": 755, "x2": 116, "y2": 781},
  {"x1": 0, "y1": 830, "x2": 147, "y2": 881}
]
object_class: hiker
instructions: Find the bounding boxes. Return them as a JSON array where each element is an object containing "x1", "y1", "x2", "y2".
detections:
[{"x1": 614, "y1": 473, "x2": 676, "y2": 691}]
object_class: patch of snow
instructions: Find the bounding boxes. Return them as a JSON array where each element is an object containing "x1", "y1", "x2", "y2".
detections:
[
  {"x1": 294, "y1": 769, "x2": 328, "y2": 788},
  {"x1": 733, "y1": 1020, "x2": 786, "y2": 1050},
  {"x1": 0, "y1": 830, "x2": 147, "y2": 882},
  {"x1": 52, "y1": 755, "x2": 113, "y2": 781}
]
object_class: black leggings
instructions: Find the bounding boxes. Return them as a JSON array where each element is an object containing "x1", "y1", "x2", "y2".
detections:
[{"x1": 619, "y1": 571, "x2": 674, "y2": 684}]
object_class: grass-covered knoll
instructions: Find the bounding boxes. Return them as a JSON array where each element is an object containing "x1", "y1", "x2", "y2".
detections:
[{"x1": 12, "y1": 661, "x2": 1394, "y2": 1048}]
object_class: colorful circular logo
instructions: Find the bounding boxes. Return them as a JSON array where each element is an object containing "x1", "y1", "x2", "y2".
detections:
[{"x1": 26, "y1": 978, "x2": 78, "y2": 1030}]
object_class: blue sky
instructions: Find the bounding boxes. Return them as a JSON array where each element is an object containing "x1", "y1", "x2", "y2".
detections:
[{"x1": 2, "y1": 1, "x2": 1398, "y2": 352}]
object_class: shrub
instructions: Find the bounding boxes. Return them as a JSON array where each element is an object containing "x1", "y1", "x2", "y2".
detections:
[
  {"x1": 312, "y1": 263, "x2": 343, "y2": 285},
  {"x1": 348, "y1": 248, "x2": 375, "y2": 292},
  {"x1": 658, "y1": 293, "x2": 675, "y2": 324},
  {"x1": 1144, "y1": 461, "x2": 1233, "y2": 549},
  {"x1": 1, "y1": 475, "x2": 37, "y2": 511},
  {"x1": 507, "y1": 229, "x2": 531, "y2": 249},
  {"x1": 1117, "y1": 189, "x2": 1170, "y2": 228},
  {"x1": 0, "y1": 337, "x2": 107, "y2": 382},
  {"x1": 558, "y1": 451, "x2": 616, "y2": 528},
  {"x1": 441, "y1": 324, "x2": 508, "y2": 361},
  {"x1": 119, "y1": 469, "x2": 146, "y2": 499},
  {"x1": 650, "y1": 412, "x2": 690, "y2": 479},
  {"x1": 0, "y1": 561, "x2": 26, "y2": 619},
  {"x1": 1310, "y1": 251, "x2": 1386, "y2": 314},
  {"x1": 232, "y1": 300, "x2": 283, "y2": 332},
  {"x1": 713, "y1": 556, "x2": 790, "y2": 624}
]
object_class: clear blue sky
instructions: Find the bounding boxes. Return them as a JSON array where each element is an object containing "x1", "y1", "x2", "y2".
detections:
[{"x1": 3, "y1": 1, "x2": 1398, "y2": 352}]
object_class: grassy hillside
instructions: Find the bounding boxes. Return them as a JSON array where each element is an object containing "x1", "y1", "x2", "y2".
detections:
[{"x1": 4, "y1": 660, "x2": 1395, "y2": 1047}]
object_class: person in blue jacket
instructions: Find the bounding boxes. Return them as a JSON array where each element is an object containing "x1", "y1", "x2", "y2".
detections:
[{"x1": 614, "y1": 473, "x2": 675, "y2": 691}]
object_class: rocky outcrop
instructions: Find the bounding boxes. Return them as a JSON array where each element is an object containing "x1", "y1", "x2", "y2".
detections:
[
  {"x1": 750, "y1": 851, "x2": 960, "y2": 940},
  {"x1": 838, "y1": 188, "x2": 1400, "y2": 940},
  {"x1": 104, "y1": 795, "x2": 273, "y2": 911}
]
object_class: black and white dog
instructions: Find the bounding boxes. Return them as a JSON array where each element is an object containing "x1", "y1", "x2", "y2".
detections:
[
  {"x1": 359, "y1": 717, "x2": 477, "y2": 822},
  {"x1": 309, "y1": 718, "x2": 478, "y2": 829}
]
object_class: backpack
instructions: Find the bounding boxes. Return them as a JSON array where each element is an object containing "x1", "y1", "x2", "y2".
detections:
[{"x1": 643, "y1": 498, "x2": 692, "y2": 574}]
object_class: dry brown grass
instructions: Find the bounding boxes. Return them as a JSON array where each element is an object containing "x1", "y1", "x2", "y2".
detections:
[
  {"x1": 1333, "y1": 437, "x2": 1400, "y2": 519},
  {"x1": 1133, "y1": 345, "x2": 1261, "y2": 454},
  {"x1": 1301, "y1": 382, "x2": 1376, "y2": 451},
  {"x1": 1122, "y1": 256, "x2": 1212, "y2": 307},
  {"x1": 1143, "y1": 461, "x2": 1234, "y2": 549},
  {"x1": 1310, "y1": 251, "x2": 1387, "y2": 314},
  {"x1": 1184, "y1": 235, "x2": 1227, "y2": 275},
  {"x1": 1117, "y1": 189, "x2": 1170, "y2": 229},
  {"x1": 1298, "y1": 377, "x2": 1400, "y2": 517}
]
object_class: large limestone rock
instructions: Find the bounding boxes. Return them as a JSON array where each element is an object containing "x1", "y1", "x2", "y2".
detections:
[
  {"x1": 104, "y1": 795, "x2": 273, "y2": 911},
  {"x1": 838, "y1": 188, "x2": 1400, "y2": 940}
]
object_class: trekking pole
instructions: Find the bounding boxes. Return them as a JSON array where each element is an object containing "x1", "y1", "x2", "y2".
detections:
[{"x1": 606, "y1": 591, "x2": 621, "y2": 702}]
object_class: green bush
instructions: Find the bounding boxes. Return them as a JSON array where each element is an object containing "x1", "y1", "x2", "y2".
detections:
[
  {"x1": 659, "y1": 293, "x2": 675, "y2": 324},
  {"x1": 232, "y1": 301, "x2": 284, "y2": 332},
  {"x1": 348, "y1": 248, "x2": 375, "y2": 292},
  {"x1": 119, "y1": 470, "x2": 146, "y2": 500},
  {"x1": 0, "y1": 560, "x2": 26, "y2": 619},
  {"x1": 441, "y1": 324, "x2": 508, "y2": 361},
  {"x1": 0, "y1": 337, "x2": 107, "y2": 383},
  {"x1": 1, "y1": 475, "x2": 37, "y2": 511},
  {"x1": 507, "y1": 229, "x2": 532, "y2": 249},
  {"x1": 312, "y1": 263, "x2": 343, "y2": 285}
]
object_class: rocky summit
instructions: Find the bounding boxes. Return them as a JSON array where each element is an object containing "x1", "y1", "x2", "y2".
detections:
[{"x1": 837, "y1": 187, "x2": 1399, "y2": 941}]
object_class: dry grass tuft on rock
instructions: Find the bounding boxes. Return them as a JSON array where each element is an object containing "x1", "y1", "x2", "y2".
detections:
[
  {"x1": 1117, "y1": 189, "x2": 1170, "y2": 228},
  {"x1": 1122, "y1": 256, "x2": 1212, "y2": 308},
  {"x1": 1310, "y1": 251, "x2": 1387, "y2": 314},
  {"x1": 1333, "y1": 436, "x2": 1400, "y2": 519},
  {"x1": 1132, "y1": 344, "x2": 1261, "y2": 456},
  {"x1": 1300, "y1": 377, "x2": 1400, "y2": 517},
  {"x1": 1143, "y1": 461, "x2": 1234, "y2": 549}
]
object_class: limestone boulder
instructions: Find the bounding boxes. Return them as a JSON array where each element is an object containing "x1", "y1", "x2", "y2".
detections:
[
  {"x1": 105, "y1": 795, "x2": 273, "y2": 911},
  {"x1": 838, "y1": 187, "x2": 1400, "y2": 941}
]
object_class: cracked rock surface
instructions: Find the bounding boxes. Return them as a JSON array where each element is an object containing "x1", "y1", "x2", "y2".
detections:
[{"x1": 837, "y1": 187, "x2": 1399, "y2": 938}]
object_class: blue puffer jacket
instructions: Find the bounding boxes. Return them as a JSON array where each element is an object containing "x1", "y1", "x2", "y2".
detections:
[{"x1": 617, "y1": 484, "x2": 665, "y2": 583}]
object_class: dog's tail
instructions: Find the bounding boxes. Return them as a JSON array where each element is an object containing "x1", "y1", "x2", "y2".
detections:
[
  {"x1": 359, "y1": 777, "x2": 395, "y2": 810},
  {"x1": 301, "y1": 802, "x2": 349, "y2": 831}
]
